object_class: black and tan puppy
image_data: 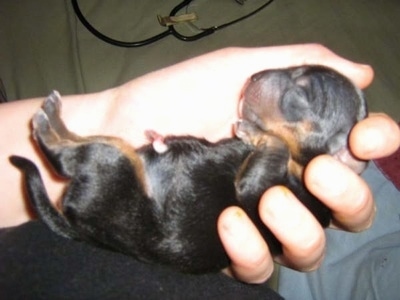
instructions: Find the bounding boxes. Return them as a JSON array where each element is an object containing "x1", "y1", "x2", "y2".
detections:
[{"x1": 10, "y1": 66, "x2": 367, "y2": 274}]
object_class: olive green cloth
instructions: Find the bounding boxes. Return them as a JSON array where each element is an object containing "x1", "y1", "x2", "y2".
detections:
[{"x1": 1, "y1": 0, "x2": 399, "y2": 118}]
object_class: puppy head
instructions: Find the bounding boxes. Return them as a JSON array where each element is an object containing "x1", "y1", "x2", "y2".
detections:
[{"x1": 238, "y1": 66, "x2": 368, "y2": 173}]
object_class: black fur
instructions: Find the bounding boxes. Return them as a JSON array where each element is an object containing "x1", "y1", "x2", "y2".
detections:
[{"x1": 10, "y1": 66, "x2": 367, "y2": 274}]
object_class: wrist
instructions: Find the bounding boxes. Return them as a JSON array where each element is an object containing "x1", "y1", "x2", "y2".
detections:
[{"x1": 61, "y1": 88, "x2": 118, "y2": 137}]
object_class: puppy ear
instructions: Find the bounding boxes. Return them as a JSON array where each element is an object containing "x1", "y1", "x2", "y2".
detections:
[
  {"x1": 280, "y1": 86, "x2": 311, "y2": 122},
  {"x1": 328, "y1": 132, "x2": 367, "y2": 174}
]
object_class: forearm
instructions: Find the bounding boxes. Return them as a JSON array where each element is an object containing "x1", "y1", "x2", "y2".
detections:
[{"x1": 0, "y1": 44, "x2": 377, "y2": 229}]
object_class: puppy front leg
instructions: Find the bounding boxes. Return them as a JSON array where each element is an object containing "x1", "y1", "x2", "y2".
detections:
[{"x1": 235, "y1": 135, "x2": 291, "y2": 254}]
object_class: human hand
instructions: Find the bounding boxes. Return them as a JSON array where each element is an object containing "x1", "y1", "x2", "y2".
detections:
[{"x1": 218, "y1": 113, "x2": 400, "y2": 283}]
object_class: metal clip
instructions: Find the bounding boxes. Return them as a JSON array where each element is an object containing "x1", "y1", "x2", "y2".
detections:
[{"x1": 157, "y1": 13, "x2": 198, "y2": 27}]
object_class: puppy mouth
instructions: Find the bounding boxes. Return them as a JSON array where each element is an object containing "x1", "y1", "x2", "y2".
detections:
[{"x1": 333, "y1": 147, "x2": 368, "y2": 174}]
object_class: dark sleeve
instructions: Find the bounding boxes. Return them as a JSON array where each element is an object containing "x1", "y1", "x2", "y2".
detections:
[{"x1": 0, "y1": 221, "x2": 282, "y2": 300}]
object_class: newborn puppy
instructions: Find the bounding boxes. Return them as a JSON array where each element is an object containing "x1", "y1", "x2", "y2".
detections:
[
  {"x1": 10, "y1": 66, "x2": 367, "y2": 274},
  {"x1": 234, "y1": 66, "x2": 368, "y2": 247}
]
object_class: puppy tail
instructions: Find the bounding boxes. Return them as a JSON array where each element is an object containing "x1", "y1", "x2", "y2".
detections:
[{"x1": 9, "y1": 155, "x2": 77, "y2": 239}]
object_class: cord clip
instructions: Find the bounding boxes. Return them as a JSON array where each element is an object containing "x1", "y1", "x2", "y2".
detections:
[{"x1": 157, "y1": 13, "x2": 198, "y2": 27}]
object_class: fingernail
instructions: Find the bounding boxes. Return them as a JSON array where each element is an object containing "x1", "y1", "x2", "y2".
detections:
[
  {"x1": 262, "y1": 186, "x2": 301, "y2": 225},
  {"x1": 221, "y1": 207, "x2": 249, "y2": 239}
]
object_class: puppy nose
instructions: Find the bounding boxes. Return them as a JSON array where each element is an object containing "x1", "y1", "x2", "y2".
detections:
[{"x1": 251, "y1": 71, "x2": 268, "y2": 82}]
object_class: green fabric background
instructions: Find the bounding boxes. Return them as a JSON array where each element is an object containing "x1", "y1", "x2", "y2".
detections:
[{"x1": 1, "y1": 0, "x2": 399, "y2": 118}]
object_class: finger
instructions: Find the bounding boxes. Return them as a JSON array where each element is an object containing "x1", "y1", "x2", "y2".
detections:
[
  {"x1": 305, "y1": 155, "x2": 375, "y2": 232},
  {"x1": 258, "y1": 186, "x2": 326, "y2": 271},
  {"x1": 350, "y1": 113, "x2": 400, "y2": 160},
  {"x1": 218, "y1": 206, "x2": 274, "y2": 284},
  {"x1": 221, "y1": 44, "x2": 374, "y2": 89},
  {"x1": 288, "y1": 44, "x2": 375, "y2": 89}
]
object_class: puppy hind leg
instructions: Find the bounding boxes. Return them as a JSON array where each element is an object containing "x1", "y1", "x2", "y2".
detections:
[
  {"x1": 31, "y1": 91, "x2": 72, "y2": 148},
  {"x1": 40, "y1": 91, "x2": 79, "y2": 141},
  {"x1": 32, "y1": 92, "x2": 84, "y2": 178},
  {"x1": 32, "y1": 108, "x2": 59, "y2": 147}
]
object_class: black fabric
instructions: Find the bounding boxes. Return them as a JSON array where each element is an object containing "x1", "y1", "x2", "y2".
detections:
[{"x1": 0, "y1": 221, "x2": 282, "y2": 300}]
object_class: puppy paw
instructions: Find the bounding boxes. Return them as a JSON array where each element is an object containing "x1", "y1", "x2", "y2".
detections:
[
  {"x1": 32, "y1": 109, "x2": 51, "y2": 142},
  {"x1": 235, "y1": 119, "x2": 265, "y2": 146},
  {"x1": 39, "y1": 90, "x2": 73, "y2": 139},
  {"x1": 42, "y1": 90, "x2": 62, "y2": 119},
  {"x1": 145, "y1": 130, "x2": 169, "y2": 154},
  {"x1": 32, "y1": 92, "x2": 64, "y2": 145}
]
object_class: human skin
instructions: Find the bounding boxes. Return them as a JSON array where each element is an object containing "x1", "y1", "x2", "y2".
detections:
[{"x1": 1, "y1": 44, "x2": 399, "y2": 283}]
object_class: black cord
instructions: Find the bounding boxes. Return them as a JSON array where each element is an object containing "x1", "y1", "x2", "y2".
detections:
[
  {"x1": 71, "y1": 0, "x2": 171, "y2": 47},
  {"x1": 71, "y1": 0, "x2": 275, "y2": 48},
  {"x1": 214, "y1": 0, "x2": 275, "y2": 30}
]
